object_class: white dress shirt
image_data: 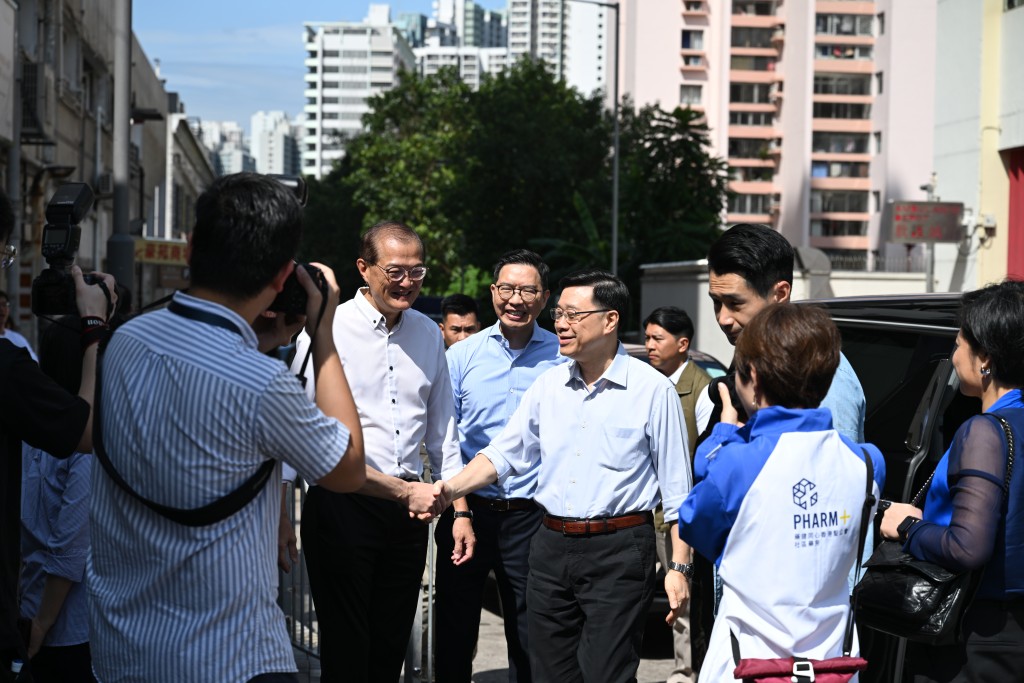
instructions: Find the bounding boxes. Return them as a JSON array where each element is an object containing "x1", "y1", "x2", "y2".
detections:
[
  {"x1": 481, "y1": 343, "x2": 692, "y2": 522},
  {"x1": 295, "y1": 289, "x2": 460, "y2": 481}
]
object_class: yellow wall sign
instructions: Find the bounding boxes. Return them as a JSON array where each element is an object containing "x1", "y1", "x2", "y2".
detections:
[{"x1": 135, "y1": 239, "x2": 188, "y2": 266}]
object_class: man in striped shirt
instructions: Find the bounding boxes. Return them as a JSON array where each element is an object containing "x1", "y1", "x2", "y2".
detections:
[{"x1": 87, "y1": 173, "x2": 365, "y2": 683}]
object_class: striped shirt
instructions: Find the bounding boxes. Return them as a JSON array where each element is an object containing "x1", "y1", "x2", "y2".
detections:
[{"x1": 88, "y1": 292, "x2": 350, "y2": 683}]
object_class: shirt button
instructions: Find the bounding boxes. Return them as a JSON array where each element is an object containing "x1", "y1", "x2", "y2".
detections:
[
  {"x1": 581, "y1": 422, "x2": 586, "y2": 429},
  {"x1": 571, "y1": 479, "x2": 576, "y2": 484},
  {"x1": 395, "y1": 429, "x2": 400, "y2": 434},
  {"x1": 389, "y1": 366, "x2": 394, "y2": 371},
  {"x1": 575, "y1": 450, "x2": 581, "y2": 457},
  {"x1": 392, "y1": 399, "x2": 396, "y2": 404}
]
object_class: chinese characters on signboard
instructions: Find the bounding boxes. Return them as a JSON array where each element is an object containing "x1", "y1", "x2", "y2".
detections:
[
  {"x1": 134, "y1": 239, "x2": 188, "y2": 266},
  {"x1": 888, "y1": 202, "x2": 964, "y2": 244}
]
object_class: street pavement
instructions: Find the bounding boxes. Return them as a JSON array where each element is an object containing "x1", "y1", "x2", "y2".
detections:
[{"x1": 293, "y1": 609, "x2": 677, "y2": 682}]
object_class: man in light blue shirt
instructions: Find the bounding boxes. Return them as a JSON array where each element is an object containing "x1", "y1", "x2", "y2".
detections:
[
  {"x1": 437, "y1": 269, "x2": 694, "y2": 683},
  {"x1": 436, "y1": 250, "x2": 566, "y2": 683}
]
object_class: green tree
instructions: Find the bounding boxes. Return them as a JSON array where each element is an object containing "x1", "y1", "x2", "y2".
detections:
[{"x1": 343, "y1": 68, "x2": 475, "y2": 292}]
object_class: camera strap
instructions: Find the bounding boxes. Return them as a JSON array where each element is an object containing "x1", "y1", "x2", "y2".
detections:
[{"x1": 91, "y1": 302, "x2": 276, "y2": 527}]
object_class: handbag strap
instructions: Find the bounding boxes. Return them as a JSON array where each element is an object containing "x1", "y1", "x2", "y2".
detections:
[
  {"x1": 910, "y1": 411, "x2": 1016, "y2": 507},
  {"x1": 989, "y1": 413, "x2": 1016, "y2": 497},
  {"x1": 843, "y1": 448, "x2": 875, "y2": 656}
]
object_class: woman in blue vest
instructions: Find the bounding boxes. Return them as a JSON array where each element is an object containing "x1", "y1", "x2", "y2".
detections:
[
  {"x1": 880, "y1": 280, "x2": 1024, "y2": 683},
  {"x1": 678, "y1": 303, "x2": 885, "y2": 682}
]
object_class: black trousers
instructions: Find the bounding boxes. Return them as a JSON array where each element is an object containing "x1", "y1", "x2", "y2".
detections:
[
  {"x1": 29, "y1": 642, "x2": 95, "y2": 683},
  {"x1": 301, "y1": 488, "x2": 428, "y2": 683},
  {"x1": 908, "y1": 599, "x2": 1024, "y2": 683},
  {"x1": 526, "y1": 522, "x2": 656, "y2": 683},
  {"x1": 434, "y1": 499, "x2": 542, "y2": 683}
]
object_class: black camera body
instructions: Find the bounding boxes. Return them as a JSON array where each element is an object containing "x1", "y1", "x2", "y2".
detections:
[
  {"x1": 269, "y1": 263, "x2": 327, "y2": 315},
  {"x1": 31, "y1": 183, "x2": 96, "y2": 316}
]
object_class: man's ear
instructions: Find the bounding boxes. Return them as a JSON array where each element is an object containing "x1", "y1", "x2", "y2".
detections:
[
  {"x1": 770, "y1": 280, "x2": 791, "y2": 304},
  {"x1": 678, "y1": 336, "x2": 690, "y2": 356},
  {"x1": 604, "y1": 309, "x2": 620, "y2": 335},
  {"x1": 270, "y1": 261, "x2": 295, "y2": 294}
]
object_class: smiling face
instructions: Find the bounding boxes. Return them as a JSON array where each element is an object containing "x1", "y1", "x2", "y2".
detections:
[
  {"x1": 644, "y1": 323, "x2": 689, "y2": 376},
  {"x1": 356, "y1": 236, "x2": 425, "y2": 326},
  {"x1": 553, "y1": 285, "x2": 617, "y2": 367},
  {"x1": 708, "y1": 271, "x2": 789, "y2": 346},
  {"x1": 490, "y1": 263, "x2": 549, "y2": 347}
]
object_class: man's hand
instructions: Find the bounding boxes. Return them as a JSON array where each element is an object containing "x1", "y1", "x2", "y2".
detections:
[
  {"x1": 452, "y1": 517, "x2": 476, "y2": 566},
  {"x1": 405, "y1": 480, "x2": 449, "y2": 521},
  {"x1": 301, "y1": 262, "x2": 340, "y2": 336},
  {"x1": 73, "y1": 266, "x2": 117, "y2": 319},
  {"x1": 277, "y1": 494, "x2": 299, "y2": 573},
  {"x1": 664, "y1": 569, "x2": 690, "y2": 626},
  {"x1": 254, "y1": 310, "x2": 306, "y2": 354}
]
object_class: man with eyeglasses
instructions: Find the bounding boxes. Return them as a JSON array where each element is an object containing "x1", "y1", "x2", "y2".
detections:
[
  {"x1": 293, "y1": 220, "x2": 459, "y2": 683},
  {"x1": 435, "y1": 249, "x2": 567, "y2": 683},
  {"x1": 0, "y1": 291, "x2": 37, "y2": 361},
  {"x1": 0, "y1": 188, "x2": 115, "y2": 676},
  {"x1": 436, "y1": 269, "x2": 694, "y2": 683}
]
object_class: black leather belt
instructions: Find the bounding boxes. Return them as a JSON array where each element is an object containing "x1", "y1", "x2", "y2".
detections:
[{"x1": 467, "y1": 493, "x2": 536, "y2": 512}]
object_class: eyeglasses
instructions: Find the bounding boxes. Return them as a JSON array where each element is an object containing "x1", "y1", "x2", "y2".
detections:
[
  {"x1": 375, "y1": 264, "x2": 428, "y2": 283},
  {"x1": 549, "y1": 308, "x2": 610, "y2": 323},
  {"x1": 1, "y1": 243, "x2": 16, "y2": 270},
  {"x1": 494, "y1": 284, "x2": 541, "y2": 303}
]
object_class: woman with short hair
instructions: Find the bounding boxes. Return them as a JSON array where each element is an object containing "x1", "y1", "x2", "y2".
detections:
[
  {"x1": 880, "y1": 280, "x2": 1024, "y2": 683},
  {"x1": 678, "y1": 303, "x2": 885, "y2": 682}
]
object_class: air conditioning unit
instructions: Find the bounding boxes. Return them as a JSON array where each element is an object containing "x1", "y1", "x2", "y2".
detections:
[{"x1": 20, "y1": 61, "x2": 57, "y2": 142}]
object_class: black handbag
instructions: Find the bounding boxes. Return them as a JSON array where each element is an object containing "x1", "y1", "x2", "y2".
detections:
[{"x1": 853, "y1": 413, "x2": 1016, "y2": 645}]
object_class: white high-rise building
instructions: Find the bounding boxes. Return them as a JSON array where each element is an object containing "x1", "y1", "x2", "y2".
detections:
[
  {"x1": 188, "y1": 120, "x2": 255, "y2": 176},
  {"x1": 302, "y1": 4, "x2": 415, "y2": 179},
  {"x1": 251, "y1": 111, "x2": 299, "y2": 176},
  {"x1": 415, "y1": 46, "x2": 510, "y2": 89},
  {"x1": 507, "y1": 0, "x2": 567, "y2": 75}
]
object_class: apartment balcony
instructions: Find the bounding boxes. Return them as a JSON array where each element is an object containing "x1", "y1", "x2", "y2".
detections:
[
  {"x1": 680, "y1": 54, "x2": 708, "y2": 72},
  {"x1": 811, "y1": 118, "x2": 872, "y2": 133},
  {"x1": 727, "y1": 212, "x2": 774, "y2": 224},
  {"x1": 728, "y1": 125, "x2": 778, "y2": 139},
  {"x1": 810, "y1": 235, "x2": 870, "y2": 251},
  {"x1": 813, "y1": 93, "x2": 873, "y2": 105},
  {"x1": 731, "y1": 46, "x2": 779, "y2": 58},
  {"x1": 729, "y1": 157, "x2": 777, "y2": 168},
  {"x1": 771, "y1": 28, "x2": 785, "y2": 45},
  {"x1": 728, "y1": 180, "x2": 777, "y2": 194},
  {"x1": 730, "y1": 102, "x2": 777, "y2": 113},
  {"x1": 810, "y1": 211, "x2": 871, "y2": 223},
  {"x1": 810, "y1": 176, "x2": 871, "y2": 191},
  {"x1": 681, "y1": 1, "x2": 709, "y2": 17},
  {"x1": 813, "y1": 59, "x2": 873, "y2": 74},
  {"x1": 815, "y1": 1, "x2": 876, "y2": 17},
  {"x1": 731, "y1": 14, "x2": 783, "y2": 29},
  {"x1": 814, "y1": 34, "x2": 875, "y2": 46},
  {"x1": 729, "y1": 69, "x2": 778, "y2": 84}
]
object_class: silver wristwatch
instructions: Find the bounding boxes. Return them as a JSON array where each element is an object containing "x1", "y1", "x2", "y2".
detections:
[{"x1": 667, "y1": 561, "x2": 694, "y2": 579}]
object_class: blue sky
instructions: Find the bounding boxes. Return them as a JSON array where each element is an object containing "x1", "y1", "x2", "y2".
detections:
[{"x1": 133, "y1": 1, "x2": 504, "y2": 133}]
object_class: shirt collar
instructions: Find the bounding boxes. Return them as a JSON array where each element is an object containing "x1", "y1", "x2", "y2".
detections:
[
  {"x1": 990, "y1": 388, "x2": 1024, "y2": 412},
  {"x1": 171, "y1": 291, "x2": 258, "y2": 348},
  {"x1": 568, "y1": 342, "x2": 630, "y2": 389},
  {"x1": 353, "y1": 287, "x2": 398, "y2": 332},
  {"x1": 667, "y1": 360, "x2": 689, "y2": 385},
  {"x1": 487, "y1": 320, "x2": 544, "y2": 348}
]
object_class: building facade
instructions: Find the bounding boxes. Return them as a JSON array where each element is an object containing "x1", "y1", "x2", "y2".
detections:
[
  {"x1": 620, "y1": 0, "x2": 937, "y2": 273},
  {"x1": 302, "y1": 4, "x2": 415, "y2": 179},
  {"x1": 251, "y1": 110, "x2": 300, "y2": 176}
]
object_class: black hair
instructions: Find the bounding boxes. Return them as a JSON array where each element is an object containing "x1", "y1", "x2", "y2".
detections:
[
  {"x1": 188, "y1": 173, "x2": 303, "y2": 299},
  {"x1": 707, "y1": 223, "x2": 794, "y2": 298},
  {"x1": 492, "y1": 249, "x2": 550, "y2": 291},
  {"x1": 959, "y1": 279, "x2": 1024, "y2": 386},
  {"x1": 359, "y1": 221, "x2": 424, "y2": 264},
  {"x1": 643, "y1": 306, "x2": 695, "y2": 340},
  {"x1": 441, "y1": 293, "x2": 479, "y2": 318},
  {"x1": 558, "y1": 269, "x2": 629, "y2": 322}
]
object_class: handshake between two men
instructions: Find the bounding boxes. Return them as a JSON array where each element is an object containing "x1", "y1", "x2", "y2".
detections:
[{"x1": 406, "y1": 453, "x2": 500, "y2": 522}]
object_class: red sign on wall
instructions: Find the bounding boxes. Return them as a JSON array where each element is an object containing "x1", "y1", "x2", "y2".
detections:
[{"x1": 889, "y1": 201, "x2": 964, "y2": 244}]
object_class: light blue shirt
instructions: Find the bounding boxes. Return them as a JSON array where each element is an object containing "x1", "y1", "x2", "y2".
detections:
[
  {"x1": 482, "y1": 343, "x2": 692, "y2": 522},
  {"x1": 89, "y1": 292, "x2": 350, "y2": 683},
  {"x1": 442, "y1": 322, "x2": 567, "y2": 498},
  {"x1": 820, "y1": 352, "x2": 865, "y2": 442},
  {"x1": 20, "y1": 447, "x2": 92, "y2": 647}
]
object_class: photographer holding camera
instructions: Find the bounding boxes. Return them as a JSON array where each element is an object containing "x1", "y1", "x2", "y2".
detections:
[
  {"x1": 0, "y1": 187, "x2": 115, "y2": 679},
  {"x1": 86, "y1": 172, "x2": 365, "y2": 683}
]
